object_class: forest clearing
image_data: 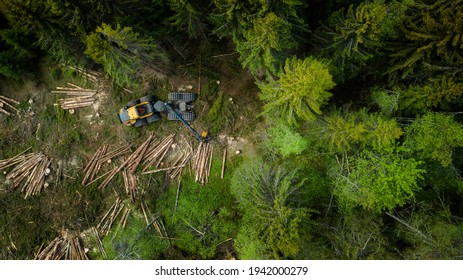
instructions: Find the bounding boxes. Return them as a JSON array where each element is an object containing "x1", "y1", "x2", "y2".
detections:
[{"x1": 2, "y1": 0, "x2": 463, "y2": 260}]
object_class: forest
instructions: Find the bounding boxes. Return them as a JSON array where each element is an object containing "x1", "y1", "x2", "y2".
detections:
[{"x1": 1, "y1": 0, "x2": 463, "y2": 260}]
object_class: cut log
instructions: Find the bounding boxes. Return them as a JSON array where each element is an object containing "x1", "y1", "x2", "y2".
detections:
[
  {"x1": 0, "y1": 95, "x2": 20, "y2": 105},
  {"x1": 221, "y1": 148, "x2": 227, "y2": 179},
  {"x1": 142, "y1": 164, "x2": 187, "y2": 174},
  {"x1": 36, "y1": 233, "x2": 88, "y2": 260}
]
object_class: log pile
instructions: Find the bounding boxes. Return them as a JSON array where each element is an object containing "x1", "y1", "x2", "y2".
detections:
[
  {"x1": 168, "y1": 153, "x2": 191, "y2": 179},
  {"x1": 0, "y1": 148, "x2": 52, "y2": 198},
  {"x1": 122, "y1": 168, "x2": 138, "y2": 201},
  {"x1": 81, "y1": 144, "x2": 130, "y2": 187},
  {"x1": 53, "y1": 82, "x2": 97, "y2": 110},
  {"x1": 141, "y1": 134, "x2": 192, "y2": 179},
  {"x1": 97, "y1": 136, "x2": 155, "y2": 200},
  {"x1": 85, "y1": 134, "x2": 178, "y2": 200},
  {"x1": 36, "y1": 233, "x2": 88, "y2": 260},
  {"x1": 0, "y1": 95, "x2": 20, "y2": 116},
  {"x1": 82, "y1": 134, "x2": 217, "y2": 200},
  {"x1": 58, "y1": 96, "x2": 95, "y2": 110},
  {"x1": 97, "y1": 198, "x2": 125, "y2": 236},
  {"x1": 142, "y1": 134, "x2": 175, "y2": 171},
  {"x1": 193, "y1": 142, "x2": 213, "y2": 184}
]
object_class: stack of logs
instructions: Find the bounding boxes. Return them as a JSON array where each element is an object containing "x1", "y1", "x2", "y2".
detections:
[
  {"x1": 0, "y1": 148, "x2": 52, "y2": 198},
  {"x1": 96, "y1": 198, "x2": 167, "y2": 239},
  {"x1": 98, "y1": 198, "x2": 125, "y2": 236},
  {"x1": 141, "y1": 134, "x2": 190, "y2": 180},
  {"x1": 81, "y1": 144, "x2": 131, "y2": 187},
  {"x1": 53, "y1": 82, "x2": 97, "y2": 110},
  {"x1": 97, "y1": 135, "x2": 156, "y2": 200},
  {"x1": 82, "y1": 134, "x2": 217, "y2": 201},
  {"x1": 193, "y1": 142, "x2": 213, "y2": 185},
  {"x1": 36, "y1": 233, "x2": 88, "y2": 260},
  {"x1": 89, "y1": 134, "x2": 179, "y2": 201},
  {"x1": 0, "y1": 95, "x2": 20, "y2": 116}
]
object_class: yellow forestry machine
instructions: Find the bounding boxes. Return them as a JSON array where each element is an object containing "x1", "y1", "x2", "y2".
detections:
[{"x1": 117, "y1": 93, "x2": 208, "y2": 142}]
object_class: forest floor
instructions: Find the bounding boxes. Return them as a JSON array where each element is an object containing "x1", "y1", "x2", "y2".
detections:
[{"x1": 0, "y1": 55, "x2": 262, "y2": 259}]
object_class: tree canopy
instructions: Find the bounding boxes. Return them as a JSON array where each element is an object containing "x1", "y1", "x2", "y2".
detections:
[
  {"x1": 2, "y1": 0, "x2": 463, "y2": 262},
  {"x1": 259, "y1": 56, "x2": 335, "y2": 126}
]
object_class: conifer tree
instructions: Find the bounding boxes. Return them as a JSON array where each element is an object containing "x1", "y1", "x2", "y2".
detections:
[
  {"x1": 167, "y1": 0, "x2": 208, "y2": 39},
  {"x1": 313, "y1": 1, "x2": 389, "y2": 81},
  {"x1": 231, "y1": 159, "x2": 313, "y2": 259},
  {"x1": 259, "y1": 56, "x2": 335, "y2": 126},
  {"x1": 235, "y1": 13, "x2": 296, "y2": 76},
  {"x1": 388, "y1": 0, "x2": 463, "y2": 80},
  {"x1": 84, "y1": 23, "x2": 168, "y2": 87}
]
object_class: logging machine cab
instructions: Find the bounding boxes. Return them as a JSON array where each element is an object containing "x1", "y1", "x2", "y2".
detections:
[{"x1": 118, "y1": 93, "x2": 208, "y2": 142}]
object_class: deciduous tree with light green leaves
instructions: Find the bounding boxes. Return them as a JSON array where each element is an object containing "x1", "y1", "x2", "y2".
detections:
[
  {"x1": 267, "y1": 121, "x2": 309, "y2": 157},
  {"x1": 259, "y1": 56, "x2": 335, "y2": 127},
  {"x1": 334, "y1": 146, "x2": 425, "y2": 213},
  {"x1": 404, "y1": 112, "x2": 463, "y2": 167}
]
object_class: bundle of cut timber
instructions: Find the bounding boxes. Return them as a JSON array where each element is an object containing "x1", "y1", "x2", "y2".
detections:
[
  {"x1": 58, "y1": 96, "x2": 95, "y2": 110},
  {"x1": 81, "y1": 144, "x2": 130, "y2": 187},
  {"x1": 167, "y1": 153, "x2": 191, "y2": 180},
  {"x1": 51, "y1": 82, "x2": 97, "y2": 96},
  {"x1": 98, "y1": 136, "x2": 153, "y2": 190},
  {"x1": 142, "y1": 134, "x2": 175, "y2": 171},
  {"x1": 0, "y1": 149, "x2": 52, "y2": 198},
  {"x1": 141, "y1": 134, "x2": 192, "y2": 179},
  {"x1": 98, "y1": 136, "x2": 155, "y2": 201},
  {"x1": 53, "y1": 82, "x2": 97, "y2": 110},
  {"x1": 98, "y1": 198, "x2": 125, "y2": 235},
  {"x1": 0, "y1": 95, "x2": 20, "y2": 116},
  {"x1": 193, "y1": 142, "x2": 213, "y2": 185},
  {"x1": 36, "y1": 233, "x2": 88, "y2": 260},
  {"x1": 122, "y1": 168, "x2": 138, "y2": 201}
]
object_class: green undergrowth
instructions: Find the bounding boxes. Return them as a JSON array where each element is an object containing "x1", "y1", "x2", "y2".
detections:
[
  {"x1": 94, "y1": 207, "x2": 169, "y2": 260},
  {"x1": 155, "y1": 155, "x2": 242, "y2": 259}
]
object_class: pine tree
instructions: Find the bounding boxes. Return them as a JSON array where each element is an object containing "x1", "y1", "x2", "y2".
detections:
[
  {"x1": 211, "y1": 0, "x2": 306, "y2": 75},
  {"x1": 0, "y1": 0, "x2": 84, "y2": 64},
  {"x1": 321, "y1": 110, "x2": 403, "y2": 152},
  {"x1": 397, "y1": 76, "x2": 463, "y2": 113}
]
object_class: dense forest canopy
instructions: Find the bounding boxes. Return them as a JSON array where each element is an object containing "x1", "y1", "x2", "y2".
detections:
[{"x1": 1, "y1": 0, "x2": 463, "y2": 260}]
